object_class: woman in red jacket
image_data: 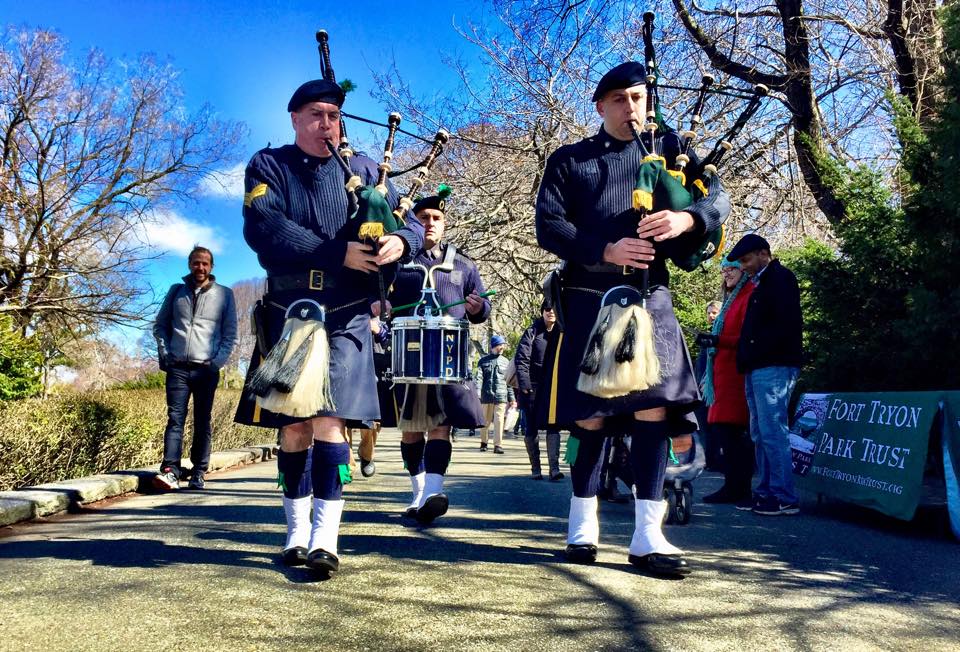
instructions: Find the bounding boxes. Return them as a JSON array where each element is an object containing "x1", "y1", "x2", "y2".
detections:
[{"x1": 701, "y1": 259, "x2": 755, "y2": 504}]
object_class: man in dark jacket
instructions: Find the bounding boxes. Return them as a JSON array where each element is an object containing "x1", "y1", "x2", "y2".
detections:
[
  {"x1": 514, "y1": 300, "x2": 563, "y2": 480},
  {"x1": 730, "y1": 234, "x2": 804, "y2": 516},
  {"x1": 153, "y1": 246, "x2": 237, "y2": 491},
  {"x1": 478, "y1": 335, "x2": 516, "y2": 454}
]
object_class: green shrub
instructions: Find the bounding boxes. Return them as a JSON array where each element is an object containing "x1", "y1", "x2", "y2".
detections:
[
  {"x1": 0, "y1": 315, "x2": 42, "y2": 400},
  {"x1": 113, "y1": 371, "x2": 167, "y2": 390},
  {"x1": 0, "y1": 388, "x2": 270, "y2": 491}
]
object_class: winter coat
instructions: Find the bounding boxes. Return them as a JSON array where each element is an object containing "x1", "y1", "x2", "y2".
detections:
[
  {"x1": 478, "y1": 353, "x2": 515, "y2": 404},
  {"x1": 154, "y1": 275, "x2": 238, "y2": 370},
  {"x1": 513, "y1": 318, "x2": 556, "y2": 409},
  {"x1": 708, "y1": 282, "x2": 754, "y2": 426},
  {"x1": 737, "y1": 259, "x2": 804, "y2": 373}
]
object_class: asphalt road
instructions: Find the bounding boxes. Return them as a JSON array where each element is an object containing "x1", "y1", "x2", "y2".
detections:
[{"x1": 1, "y1": 430, "x2": 958, "y2": 651}]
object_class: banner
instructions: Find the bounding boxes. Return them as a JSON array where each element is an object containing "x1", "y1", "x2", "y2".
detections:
[
  {"x1": 789, "y1": 392, "x2": 940, "y2": 520},
  {"x1": 940, "y1": 395, "x2": 960, "y2": 539}
]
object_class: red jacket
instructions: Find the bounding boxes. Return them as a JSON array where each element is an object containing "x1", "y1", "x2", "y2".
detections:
[{"x1": 707, "y1": 282, "x2": 754, "y2": 426}]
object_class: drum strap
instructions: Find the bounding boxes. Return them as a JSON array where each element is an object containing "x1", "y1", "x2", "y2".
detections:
[{"x1": 440, "y1": 243, "x2": 457, "y2": 269}]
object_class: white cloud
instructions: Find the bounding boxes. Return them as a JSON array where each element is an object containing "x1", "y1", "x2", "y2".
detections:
[
  {"x1": 139, "y1": 209, "x2": 224, "y2": 256},
  {"x1": 197, "y1": 162, "x2": 246, "y2": 200}
]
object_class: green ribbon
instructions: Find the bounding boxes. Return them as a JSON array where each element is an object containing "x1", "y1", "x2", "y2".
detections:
[
  {"x1": 564, "y1": 436, "x2": 580, "y2": 465},
  {"x1": 668, "y1": 438, "x2": 679, "y2": 465},
  {"x1": 338, "y1": 463, "x2": 353, "y2": 485},
  {"x1": 277, "y1": 471, "x2": 288, "y2": 493}
]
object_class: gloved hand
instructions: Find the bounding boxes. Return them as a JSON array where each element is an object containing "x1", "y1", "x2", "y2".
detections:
[{"x1": 695, "y1": 333, "x2": 719, "y2": 348}]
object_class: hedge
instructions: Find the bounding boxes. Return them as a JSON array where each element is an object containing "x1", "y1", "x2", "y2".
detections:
[{"x1": 0, "y1": 389, "x2": 269, "y2": 491}]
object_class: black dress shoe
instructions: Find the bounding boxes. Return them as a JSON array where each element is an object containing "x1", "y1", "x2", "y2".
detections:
[
  {"x1": 549, "y1": 471, "x2": 565, "y2": 482},
  {"x1": 531, "y1": 473, "x2": 544, "y2": 481},
  {"x1": 306, "y1": 548, "x2": 340, "y2": 573},
  {"x1": 628, "y1": 553, "x2": 691, "y2": 578},
  {"x1": 415, "y1": 493, "x2": 449, "y2": 524},
  {"x1": 281, "y1": 546, "x2": 307, "y2": 566},
  {"x1": 565, "y1": 544, "x2": 598, "y2": 564},
  {"x1": 403, "y1": 506, "x2": 418, "y2": 518},
  {"x1": 360, "y1": 458, "x2": 376, "y2": 478}
]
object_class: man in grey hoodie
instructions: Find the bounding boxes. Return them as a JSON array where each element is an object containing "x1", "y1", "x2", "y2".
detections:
[{"x1": 153, "y1": 246, "x2": 238, "y2": 490}]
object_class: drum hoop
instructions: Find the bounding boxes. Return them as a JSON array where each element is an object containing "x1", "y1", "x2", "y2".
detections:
[{"x1": 392, "y1": 315, "x2": 469, "y2": 328}]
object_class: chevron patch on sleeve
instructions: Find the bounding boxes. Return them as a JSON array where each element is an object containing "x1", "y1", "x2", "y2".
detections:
[{"x1": 243, "y1": 183, "x2": 268, "y2": 207}]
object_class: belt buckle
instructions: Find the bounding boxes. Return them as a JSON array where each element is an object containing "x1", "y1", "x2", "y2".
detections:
[
  {"x1": 309, "y1": 270, "x2": 324, "y2": 290},
  {"x1": 621, "y1": 265, "x2": 631, "y2": 276}
]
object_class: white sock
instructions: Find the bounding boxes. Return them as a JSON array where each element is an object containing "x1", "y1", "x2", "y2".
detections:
[
  {"x1": 408, "y1": 472, "x2": 425, "y2": 511},
  {"x1": 566, "y1": 495, "x2": 599, "y2": 545},
  {"x1": 418, "y1": 472, "x2": 445, "y2": 508},
  {"x1": 629, "y1": 497, "x2": 683, "y2": 556},
  {"x1": 282, "y1": 495, "x2": 311, "y2": 551},
  {"x1": 309, "y1": 498, "x2": 345, "y2": 556}
]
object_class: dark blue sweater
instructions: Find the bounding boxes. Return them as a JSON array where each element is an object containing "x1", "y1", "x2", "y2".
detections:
[
  {"x1": 390, "y1": 244, "x2": 490, "y2": 323},
  {"x1": 536, "y1": 127, "x2": 730, "y2": 288},
  {"x1": 242, "y1": 144, "x2": 423, "y2": 298}
]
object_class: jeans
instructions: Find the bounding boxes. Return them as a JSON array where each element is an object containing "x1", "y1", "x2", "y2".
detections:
[
  {"x1": 161, "y1": 363, "x2": 220, "y2": 477},
  {"x1": 745, "y1": 366, "x2": 799, "y2": 503}
]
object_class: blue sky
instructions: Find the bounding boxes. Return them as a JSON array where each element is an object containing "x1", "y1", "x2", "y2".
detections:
[{"x1": 3, "y1": 0, "x2": 487, "y2": 324}]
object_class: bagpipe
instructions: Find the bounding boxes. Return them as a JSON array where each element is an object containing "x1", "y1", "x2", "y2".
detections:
[
  {"x1": 576, "y1": 12, "x2": 768, "y2": 400},
  {"x1": 247, "y1": 30, "x2": 451, "y2": 419},
  {"x1": 634, "y1": 10, "x2": 767, "y2": 272}
]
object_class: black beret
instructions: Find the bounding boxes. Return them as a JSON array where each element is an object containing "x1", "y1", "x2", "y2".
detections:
[
  {"x1": 287, "y1": 79, "x2": 345, "y2": 112},
  {"x1": 727, "y1": 233, "x2": 771, "y2": 261},
  {"x1": 413, "y1": 184, "x2": 452, "y2": 215},
  {"x1": 592, "y1": 61, "x2": 648, "y2": 102},
  {"x1": 413, "y1": 195, "x2": 446, "y2": 214}
]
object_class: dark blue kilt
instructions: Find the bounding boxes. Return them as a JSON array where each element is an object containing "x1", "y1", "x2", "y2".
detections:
[
  {"x1": 394, "y1": 380, "x2": 486, "y2": 430},
  {"x1": 234, "y1": 288, "x2": 380, "y2": 430},
  {"x1": 535, "y1": 276, "x2": 700, "y2": 434}
]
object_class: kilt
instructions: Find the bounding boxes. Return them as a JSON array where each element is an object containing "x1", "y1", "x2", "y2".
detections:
[
  {"x1": 536, "y1": 271, "x2": 700, "y2": 434},
  {"x1": 234, "y1": 288, "x2": 380, "y2": 430},
  {"x1": 394, "y1": 380, "x2": 486, "y2": 430}
]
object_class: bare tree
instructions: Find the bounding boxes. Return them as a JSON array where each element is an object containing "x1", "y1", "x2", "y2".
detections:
[
  {"x1": 0, "y1": 27, "x2": 245, "y2": 342},
  {"x1": 669, "y1": 0, "x2": 945, "y2": 226},
  {"x1": 225, "y1": 277, "x2": 265, "y2": 381}
]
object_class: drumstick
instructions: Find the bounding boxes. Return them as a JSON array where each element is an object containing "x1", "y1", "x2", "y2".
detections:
[
  {"x1": 437, "y1": 290, "x2": 497, "y2": 311},
  {"x1": 391, "y1": 289, "x2": 497, "y2": 315},
  {"x1": 390, "y1": 298, "x2": 426, "y2": 313}
]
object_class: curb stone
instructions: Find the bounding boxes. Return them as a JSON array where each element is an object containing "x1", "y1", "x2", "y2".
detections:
[{"x1": 0, "y1": 443, "x2": 277, "y2": 528}]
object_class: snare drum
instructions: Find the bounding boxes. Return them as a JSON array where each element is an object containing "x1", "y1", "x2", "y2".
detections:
[{"x1": 390, "y1": 315, "x2": 471, "y2": 384}]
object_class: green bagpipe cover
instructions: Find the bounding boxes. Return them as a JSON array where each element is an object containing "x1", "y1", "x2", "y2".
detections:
[
  {"x1": 633, "y1": 156, "x2": 724, "y2": 272},
  {"x1": 356, "y1": 185, "x2": 403, "y2": 240}
]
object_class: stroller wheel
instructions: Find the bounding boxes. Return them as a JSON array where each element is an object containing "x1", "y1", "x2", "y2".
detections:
[
  {"x1": 676, "y1": 486, "x2": 693, "y2": 525},
  {"x1": 664, "y1": 488, "x2": 679, "y2": 524}
]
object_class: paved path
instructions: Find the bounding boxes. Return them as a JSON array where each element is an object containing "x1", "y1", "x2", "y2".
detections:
[{"x1": 2, "y1": 430, "x2": 958, "y2": 651}]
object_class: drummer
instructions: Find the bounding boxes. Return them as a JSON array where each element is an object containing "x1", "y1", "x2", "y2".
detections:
[{"x1": 388, "y1": 186, "x2": 491, "y2": 524}]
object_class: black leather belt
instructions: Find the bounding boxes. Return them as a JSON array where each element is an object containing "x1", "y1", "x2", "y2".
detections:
[
  {"x1": 576, "y1": 262, "x2": 643, "y2": 276},
  {"x1": 267, "y1": 270, "x2": 336, "y2": 293}
]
